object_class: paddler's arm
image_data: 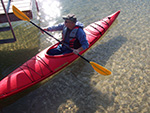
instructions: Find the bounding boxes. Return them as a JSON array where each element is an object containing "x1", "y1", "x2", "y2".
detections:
[
  {"x1": 41, "y1": 23, "x2": 64, "y2": 33},
  {"x1": 73, "y1": 28, "x2": 89, "y2": 54}
]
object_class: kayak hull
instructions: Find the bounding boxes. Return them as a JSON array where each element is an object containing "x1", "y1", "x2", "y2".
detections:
[{"x1": 0, "y1": 11, "x2": 120, "y2": 100}]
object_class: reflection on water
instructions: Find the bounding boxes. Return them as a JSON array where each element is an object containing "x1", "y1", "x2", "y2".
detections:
[
  {"x1": 37, "y1": 0, "x2": 62, "y2": 26},
  {"x1": 36, "y1": 0, "x2": 63, "y2": 50}
]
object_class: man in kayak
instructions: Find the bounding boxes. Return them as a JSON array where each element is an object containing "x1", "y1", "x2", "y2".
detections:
[{"x1": 42, "y1": 14, "x2": 89, "y2": 55}]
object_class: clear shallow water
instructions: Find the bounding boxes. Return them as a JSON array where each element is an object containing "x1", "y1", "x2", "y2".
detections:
[{"x1": 0, "y1": 0, "x2": 150, "y2": 113}]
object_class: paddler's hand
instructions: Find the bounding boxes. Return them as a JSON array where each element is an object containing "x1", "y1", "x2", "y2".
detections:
[
  {"x1": 73, "y1": 49, "x2": 80, "y2": 55},
  {"x1": 73, "y1": 47, "x2": 84, "y2": 55}
]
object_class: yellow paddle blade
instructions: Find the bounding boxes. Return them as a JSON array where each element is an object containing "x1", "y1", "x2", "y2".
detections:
[
  {"x1": 12, "y1": 5, "x2": 30, "y2": 22},
  {"x1": 90, "y1": 61, "x2": 111, "y2": 75}
]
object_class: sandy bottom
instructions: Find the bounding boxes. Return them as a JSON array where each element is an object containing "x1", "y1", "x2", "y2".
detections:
[{"x1": 0, "y1": 0, "x2": 150, "y2": 113}]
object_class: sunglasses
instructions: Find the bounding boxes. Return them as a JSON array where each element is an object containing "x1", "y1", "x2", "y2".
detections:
[{"x1": 65, "y1": 20, "x2": 72, "y2": 23}]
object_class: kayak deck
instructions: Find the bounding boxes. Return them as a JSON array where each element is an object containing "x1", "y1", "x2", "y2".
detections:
[{"x1": 0, "y1": 10, "x2": 120, "y2": 100}]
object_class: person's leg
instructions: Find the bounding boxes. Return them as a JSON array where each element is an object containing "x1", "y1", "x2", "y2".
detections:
[
  {"x1": 62, "y1": 48, "x2": 73, "y2": 54},
  {"x1": 47, "y1": 45, "x2": 63, "y2": 55},
  {"x1": 61, "y1": 45, "x2": 73, "y2": 54},
  {"x1": 47, "y1": 44, "x2": 73, "y2": 55}
]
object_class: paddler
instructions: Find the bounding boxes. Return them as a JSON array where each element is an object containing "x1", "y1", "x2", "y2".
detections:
[{"x1": 42, "y1": 14, "x2": 89, "y2": 55}]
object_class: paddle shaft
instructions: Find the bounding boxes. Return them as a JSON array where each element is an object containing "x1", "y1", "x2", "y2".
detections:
[
  {"x1": 30, "y1": 21, "x2": 90, "y2": 63},
  {"x1": 30, "y1": 21, "x2": 61, "y2": 43}
]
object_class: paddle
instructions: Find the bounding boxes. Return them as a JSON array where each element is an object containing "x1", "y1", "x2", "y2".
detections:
[{"x1": 12, "y1": 5, "x2": 111, "y2": 75}]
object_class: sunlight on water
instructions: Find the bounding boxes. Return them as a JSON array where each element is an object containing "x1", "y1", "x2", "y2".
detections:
[
  {"x1": 36, "y1": 0, "x2": 63, "y2": 49},
  {"x1": 37, "y1": 0, "x2": 62, "y2": 26},
  {"x1": 57, "y1": 99, "x2": 79, "y2": 112}
]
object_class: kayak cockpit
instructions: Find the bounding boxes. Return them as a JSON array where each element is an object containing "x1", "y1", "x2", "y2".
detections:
[{"x1": 45, "y1": 46, "x2": 74, "y2": 58}]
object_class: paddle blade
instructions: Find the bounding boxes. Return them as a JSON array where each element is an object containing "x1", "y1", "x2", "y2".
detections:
[
  {"x1": 90, "y1": 61, "x2": 111, "y2": 75},
  {"x1": 12, "y1": 5, "x2": 30, "y2": 21}
]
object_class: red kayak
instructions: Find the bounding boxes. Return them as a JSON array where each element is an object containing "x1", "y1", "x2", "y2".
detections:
[{"x1": 0, "y1": 10, "x2": 120, "y2": 100}]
